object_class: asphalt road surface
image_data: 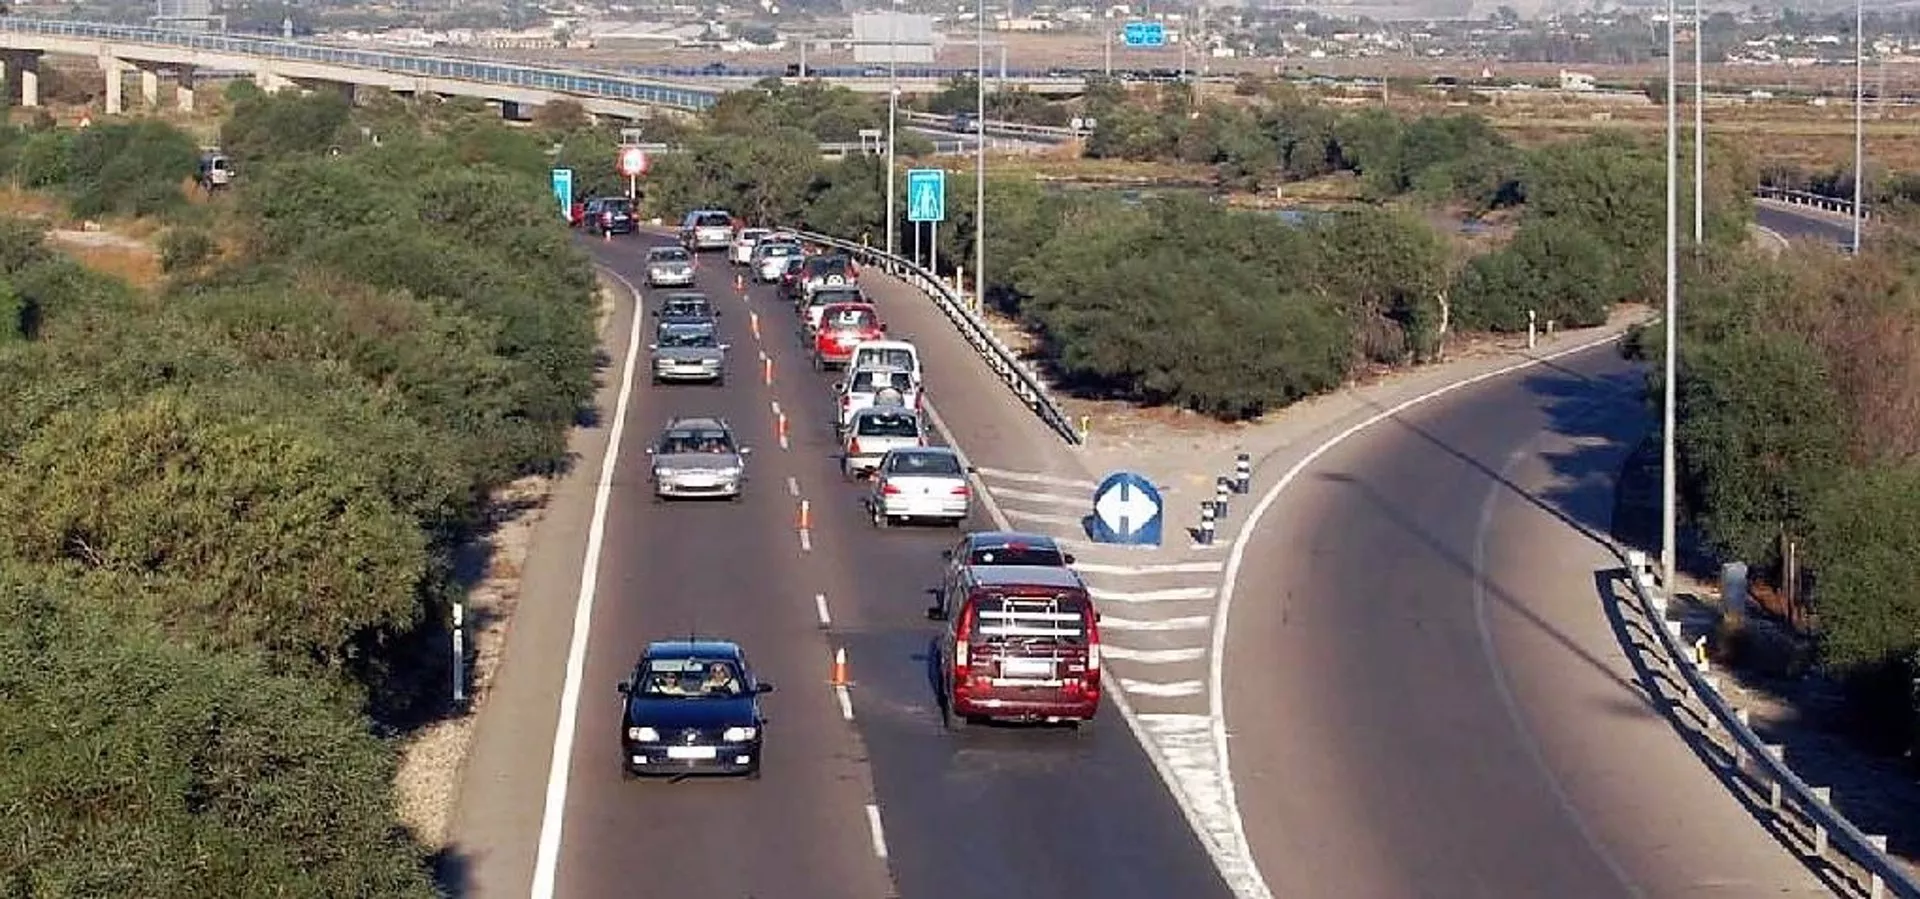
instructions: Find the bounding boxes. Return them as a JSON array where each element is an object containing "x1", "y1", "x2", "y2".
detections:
[
  {"x1": 1755, "y1": 200, "x2": 1858, "y2": 247},
  {"x1": 540, "y1": 235, "x2": 1228, "y2": 899},
  {"x1": 1224, "y1": 344, "x2": 1829, "y2": 898}
]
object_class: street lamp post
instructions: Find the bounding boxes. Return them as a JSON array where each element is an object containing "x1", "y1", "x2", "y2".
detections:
[
  {"x1": 1853, "y1": 0, "x2": 1865, "y2": 252},
  {"x1": 1661, "y1": 0, "x2": 1680, "y2": 593},
  {"x1": 885, "y1": 8, "x2": 899, "y2": 258},
  {"x1": 973, "y1": 0, "x2": 986, "y2": 314},
  {"x1": 1692, "y1": 0, "x2": 1704, "y2": 246}
]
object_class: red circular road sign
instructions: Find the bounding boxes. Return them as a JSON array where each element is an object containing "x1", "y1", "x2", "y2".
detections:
[{"x1": 617, "y1": 146, "x2": 650, "y2": 177}]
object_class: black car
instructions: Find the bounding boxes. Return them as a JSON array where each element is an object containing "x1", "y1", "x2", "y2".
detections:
[
  {"x1": 584, "y1": 197, "x2": 637, "y2": 236},
  {"x1": 618, "y1": 639, "x2": 774, "y2": 779}
]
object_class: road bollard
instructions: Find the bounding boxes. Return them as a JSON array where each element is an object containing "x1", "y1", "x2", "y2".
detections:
[
  {"x1": 798, "y1": 499, "x2": 812, "y2": 530},
  {"x1": 829, "y1": 647, "x2": 849, "y2": 686},
  {"x1": 1234, "y1": 452, "x2": 1252, "y2": 494},
  {"x1": 1196, "y1": 501, "x2": 1217, "y2": 546},
  {"x1": 1215, "y1": 478, "x2": 1232, "y2": 520}
]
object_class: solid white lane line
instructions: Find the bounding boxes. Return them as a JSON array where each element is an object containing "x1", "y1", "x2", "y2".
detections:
[
  {"x1": 1102, "y1": 615, "x2": 1212, "y2": 632},
  {"x1": 530, "y1": 267, "x2": 647, "y2": 899},
  {"x1": 973, "y1": 466, "x2": 1097, "y2": 490},
  {"x1": 1001, "y1": 508, "x2": 1083, "y2": 527},
  {"x1": 799, "y1": 529, "x2": 812, "y2": 553},
  {"x1": 864, "y1": 804, "x2": 890, "y2": 860},
  {"x1": 1209, "y1": 328, "x2": 1630, "y2": 899},
  {"x1": 1076, "y1": 561, "x2": 1225, "y2": 575},
  {"x1": 787, "y1": 476, "x2": 800, "y2": 496},
  {"x1": 1103, "y1": 646, "x2": 1207, "y2": 664},
  {"x1": 1119, "y1": 679, "x2": 1206, "y2": 698},
  {"x1": 1090, "y1": 586, "x2": 1218, "y2": 603},
  {"x1": 814, "y1": 593, "x2": 832, "y2": 628},
  {"x1": 988, "y1": 486, "x2": 1090, "y2": 506},
  {"x1": 835, "y1": 684, "x2": 855, "y2": 721}
]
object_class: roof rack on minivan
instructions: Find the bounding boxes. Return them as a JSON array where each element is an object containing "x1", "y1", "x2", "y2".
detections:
[{"x1": 976, "y1": 596, "x2": 1085, "y2": 639}]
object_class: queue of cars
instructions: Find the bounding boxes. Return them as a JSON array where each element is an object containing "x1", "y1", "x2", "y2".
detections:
[{"x1": 614, "y1": 218, "x2": 1104, "y2": 782}]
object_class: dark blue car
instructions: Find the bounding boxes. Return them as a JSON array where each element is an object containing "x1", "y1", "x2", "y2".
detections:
[{"x1": 617, "y1": 640, "x2": 774, "y2": 779}]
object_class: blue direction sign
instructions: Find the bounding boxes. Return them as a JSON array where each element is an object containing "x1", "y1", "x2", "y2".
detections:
[
  {"x1": 1090, "y1": 471, "x2": 1164, "y2": 546},
  {"x1": 1123, "y1": 20, "x2": 1166, "y2": 48},
  {"x1": 906, "y1": 168, "x2": 945, "y2": 223},
  {"x1": 551, "y1": 167, "x2": 574, "y2": 221}
]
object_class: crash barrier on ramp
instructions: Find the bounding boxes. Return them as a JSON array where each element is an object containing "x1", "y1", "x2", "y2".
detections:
[
  {"x1": 1622, "y1": 550, "x2": 1920, "y2": 899},
  {"x1": 786, "y1": 228, "x2": 1083, "y2": 446},
  {"x1": 1753, "y1": 186, "x2": 1873, "y2": 221}
]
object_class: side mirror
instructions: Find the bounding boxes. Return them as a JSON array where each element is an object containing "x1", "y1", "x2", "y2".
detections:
[
  {"x1": 926, "y1": 605, "x2": 948, "y2": 621},
  {"x1": 832, "y1": 381, "x2": 846, "y2": 393},
  {"x1": 617, "y1": 681, "x2": 632, "y2": 695},
  {"x1": 740, "y1": 447, "x2": 754, "y2": 455},
  {"x1": 644, "y1": 447, "x2": 655, "y2": 455},
  {"x1": 756, "y1": 682, "x2": 776, "y2": 694},
  {"x1": 1063, "y1": 553, "x2": 1077, "y2": 564},
  {"x1": 940, "y1": 549, "x2": 953, "y2": 560},
  {"x1": 646, "y1": 343, "x2": 658, "y2": 351},
  {"x1": 719, "y1": 344, "x2": 732, "y2": 352},
  {"x1": 966, "y1": 465, "x2": 979, "y2": 474},
  {"x1": 649, "y1": 310, "x2": 659, "y2": 317}
]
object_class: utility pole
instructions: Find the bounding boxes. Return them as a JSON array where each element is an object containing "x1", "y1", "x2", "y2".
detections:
[
  {"x1": 884, "y1": 5, "x2": 899, "y2": 259},
  {"x1": 1852, "y1": 0, "x2": 1865, "y2": 253},
  {"x1": 1692, "y1": 2, "x2": 1704, "y2": 246},
  {"x1": 973, "y1": 0, "x2": 986, "y2": 315},
  {"x1": 1661, "y1": 0, "x2": 1680, "y2": 593}
]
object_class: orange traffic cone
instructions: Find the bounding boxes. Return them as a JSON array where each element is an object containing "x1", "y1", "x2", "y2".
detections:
[{"x1": 829, "y1": 648, "x2": 849, "y2": 687}]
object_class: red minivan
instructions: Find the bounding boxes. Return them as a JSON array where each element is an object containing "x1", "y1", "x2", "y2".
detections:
[
  {"x1": 812, "y1": 302, "x2": 885, "y2": 370},
  {"x1": 927, "y1": 565, "x2": 1101, "y2": 730}
]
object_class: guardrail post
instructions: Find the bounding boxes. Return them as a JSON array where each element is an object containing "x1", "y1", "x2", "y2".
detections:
[
  {"x1": 1234, "y1": 452, "x2": 1252, "y2": 494},
  {"x1": 1527, "y1": 309, "x2": 1538, "y2": 349},
  {"x1": 1078, "y1": 415, "x2": 1091, "y2": 443},
  {"x1": 1869, "y1": 835, "x2": 1889, "y2": 899},
  {"x1": 1811, "y1": 786, "x2": 1831, "y2": 856}
]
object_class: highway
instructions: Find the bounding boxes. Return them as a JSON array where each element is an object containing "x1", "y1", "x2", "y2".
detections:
[
  {"x1": 479, "y1": 235, "x2": 1229, "y2": 899},
  {"x1": 1221, "y1": 342, "x2": 1829, "y2": 896},
  {"x1": 1756, "y1": 199, "x2": 1858, "y2": 247}
]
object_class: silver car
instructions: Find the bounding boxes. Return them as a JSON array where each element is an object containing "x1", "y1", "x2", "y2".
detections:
[
  {"x1": 866, "y1": 446, "x2": 972, "y2": 528},
  {"x1": 751, "y1": 242, "x2": 803, "y2": 283},
  {"x1": 842, "y1": 403, "x2": 926, "y2": 479},
  {"x1": 648, "y1": 417, "x2": 751, "y2": 500},
  {"x1": 645, "y1": 246, "x2": 696, "y2": 288},
  {"x1": 650, "y1": 320, "x2": 729, "y2": 385}
]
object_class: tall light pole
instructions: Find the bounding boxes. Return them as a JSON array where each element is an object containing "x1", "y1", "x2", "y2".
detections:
[
  {"x1": 1692, "y1": 1, "x2": 1704, "y2": 246},
  {"x1": 884, "y1": 6, "x2": 899, "y2": 258},
  {"x1": 1852, "y1": 0, "x2": 1865, "y2": 253},
  {"x1": 1661, "y1": 0, "x2": 1680, "y2": 593},
  {"x1": 973, "y1": 0, "x2": 986, "y2": 314}
]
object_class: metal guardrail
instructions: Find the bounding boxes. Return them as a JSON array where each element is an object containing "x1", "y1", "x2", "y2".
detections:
[
  {"x1": 785, "y1": 228, "x2": 1081, "y2": 445},
  {"x1": 0, "y1": 17, "x2": 723, "y2": 111},
  {"x1": 1754, "y1": 186, "x2": 1872, "y2": 220},
  {"x1": 1621, "y1": 551, "x2": 1918, "y2": 899},
  {"x1": 899, "y1": 109, "x2": 1080, "y2": 141}
]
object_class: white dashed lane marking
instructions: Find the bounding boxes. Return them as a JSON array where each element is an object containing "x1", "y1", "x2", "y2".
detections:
[
  {"x1": 972, "y1": 466, "x2": 1098, "y2": 490},
  {"x1": 814, "y1": 593, "x2": 832, "y2": 628}
]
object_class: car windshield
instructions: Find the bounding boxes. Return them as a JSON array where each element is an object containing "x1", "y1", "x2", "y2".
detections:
[
  {"x1": 886, "y1": 450, "x2": 962, "y2": 476},
  {"x1": 603, "y1": 199, "x2": 633, "y2": 213},
  {"x1": 661, "y1": 428, "x2": 736, "y2": 455},
  {"x1": 759, "y1": 244, "x2": 800, "y2": 258},
  {"x1": 649, "y1": 248, "x2": 690, "y2": 263},
  {"x1": 856, "y1": 411, "x2": 920, "y2": 438},
  {"x1": 813, "y1": 289, "x2": 864, "y2": 305},
  {"x1": 694, "y1": 212, "x2": 732, "y2": 227},
  {"x1": 968, "y1": 543, "x2": 1066, "y2": 566},
  {"x1": 657, "y1": 324, "x2": 716, "y2": 348},
  {"x1": 739, "y1": 229, "x2": 770, "y2": 242},
  {"x1": 850, "y1": 369, "x2": 913, "y2": 394},
  {"x1": 826, "y1": 307, "x2": 878, "y2": 331},
  {"x1": 637, "y1": 657, "x2": 746, "y2": 698},
  {"x1": 662, "y1": 300, "x2": 710, "y2": 318},
  {"x1": 807, "y1": 257, "x2": 852, "y2": 276},
  {"x1": 856, "y1": 347, "x2": 915, "y2": 370}
]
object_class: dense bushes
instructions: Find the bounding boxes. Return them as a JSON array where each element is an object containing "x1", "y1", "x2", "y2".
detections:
[{"x1": 0, "y1": 88, "x2": 602, "y2": 891}]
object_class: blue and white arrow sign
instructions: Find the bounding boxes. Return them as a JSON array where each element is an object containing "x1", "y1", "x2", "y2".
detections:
[
  {"x1": 551, "y1": 167, "x2": 574, "y2": 221},
  {"x1": 1090, "y1": 471, "x2": 1164, "y2": 546}
]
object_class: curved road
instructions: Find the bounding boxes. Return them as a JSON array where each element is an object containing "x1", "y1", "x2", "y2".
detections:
[
  {"x1": 1756, "y1": 200, "x2": 1857, "y2": 247},
  {"x1": 1224, "y1": 344, "x2": 1829, "y2": 896},
  {"x1": 524, "y1": 237, "x2": 1227, "y2": 898}
]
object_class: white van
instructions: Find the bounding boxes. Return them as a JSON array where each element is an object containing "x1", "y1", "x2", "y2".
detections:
[{"x1": 848, "y1": 340, "x2": 923, "y2": 386}]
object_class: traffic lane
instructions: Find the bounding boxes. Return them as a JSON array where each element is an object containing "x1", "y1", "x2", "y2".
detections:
[
  {"x1": 857, "y1": 272, "x2": 1088, "y2": 482},
  {"x1": 761, "y1": 282, "x2": 1232, "y2": 899},
  {"x1": 552, "y1": 240, "x2": 894, "y2": 899},
  {"x1": 1227, "y1": 345, "x2": 1821, "y2": 897},
  {"x1": 1755, "y1": 201, "x2": 1856, "y2": 246}
]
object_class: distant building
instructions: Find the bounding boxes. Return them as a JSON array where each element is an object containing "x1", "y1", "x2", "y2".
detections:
[{"x1": 1559, "y1": 69, "x2": 1595, "y2": 91}]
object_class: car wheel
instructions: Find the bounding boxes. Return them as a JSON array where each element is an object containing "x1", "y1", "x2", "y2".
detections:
[
  {"x1": 942, "y1": 697, "x2": 969, "y2": 731},
  {"x1": 620, "y1": 766, "x2": 639, "y2": 781},
  {"x1": 868, "y1": 502, "x2": 885, "y2": 529},
  {"x1": 713, "y1": 375, "x2": 726, "y2": 387}
]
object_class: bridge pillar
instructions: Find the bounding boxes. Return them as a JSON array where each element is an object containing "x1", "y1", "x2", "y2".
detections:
[
  {"x1": 176, "y1": 65, "x2": 195, "y2": 112},
  {"x1": 254, "y1": 69, "x2": 292, "y2": 94},
  {"x1": 4, "y1": 51, "x2": 40, "y2": 108},
  {"x1": 140, "y1": 68, "x2": 160, "y2": 109},
  {"x1": 100, "y1": 57, "x2": 132, "y2": 115}
]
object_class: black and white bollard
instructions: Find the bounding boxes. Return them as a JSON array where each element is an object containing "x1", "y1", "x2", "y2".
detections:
[
  {"x1": 1214, "y1": 477, "x2": 1232, "y2": 520},
  {"x1": 1196, "y1": 500, "x2": 1216, "y2": 546},
  {"x1": 451, "y1": 600, "x2": 467, "y2": 708},
  {"x1": 1234, "y1": 452, "x2": 1252, "y2": 494}
]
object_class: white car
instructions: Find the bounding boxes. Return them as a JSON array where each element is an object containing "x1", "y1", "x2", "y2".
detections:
[
  {"x1": 729, "y1": 227, "x2": 771, "y2": 265},
  {"x1": 680, "y1": 209, "x2": 735, "y2": 252},
  {"x1": 866, "y1": 446, "x2": 972, "y2": 527},
  {"x1": 834, "y1": 365, "x2": 920, "y2": 432},
  {"x1": 848, "y1": 340, "x2": 923, "y2": 387},
  {"x1": 842, "y1": 404, "x2": 926, "y2": 479},
  {"x1": 752, "y1": 244, "x2": 804, "y2": 283}
]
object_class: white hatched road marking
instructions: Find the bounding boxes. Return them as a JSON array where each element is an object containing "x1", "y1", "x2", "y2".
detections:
[
  {"x1": 1076, "y1": 561, "x2": 1225, "y2": 575},
  {"x1": 1137, "y1": 713, "x2": 1245, "y2": 879},
  {"x1": 1001, "y1": 508, "x2": 1084, "y2": 528},
  {"x1": 973, "y1": 466, "x2": 1097, "y2": 490},
  {"x1": 1102, "y1": 615, "x2": 1212, "y2": 632},
  {"x1": 1120, "y1": 678, "x2": 1205, "y2": 698},
  {"x1": 1090, "y1": 586, "x2": 1218, "y2": 603},
  {"x1": 987, "y1": 485, "x2": 1090, "y2": 506},
  {"x1": 1104, "y1": 646, "x2": 1207, "y2": 664}
]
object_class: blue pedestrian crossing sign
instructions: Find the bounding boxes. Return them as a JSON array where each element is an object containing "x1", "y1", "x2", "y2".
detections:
[
  {"x1": 907, "y1": 168, "x2": 945, "y2": 223},
  {"x1": 1090, "y1": 471, "x2": 1164, "y2": 546},
  {"x1": 551, "y1": 168, "x2": 574, "y2": 221},
  {"x1": 1123, "y1": 21, "x2": 1166, "y2": 48}
]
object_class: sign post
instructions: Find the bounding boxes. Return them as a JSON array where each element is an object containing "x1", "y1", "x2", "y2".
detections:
[
  {"x1": 550, "y1": 167, "x2": 574, "y2": 222},
  {"x1": 907, "y1": 168, "x2": 945, "y2": 274},
  {"x1": 617, "y1": 145, "x2": 650, "y2": 202}
]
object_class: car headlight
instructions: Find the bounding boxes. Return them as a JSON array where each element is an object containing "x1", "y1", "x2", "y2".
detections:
[
  {"x1": 628, "y1": 726, "x2": 660, "y2": 742},
  {"x1": 723, "y1": 726, "x2": 757, "y2": 742}
]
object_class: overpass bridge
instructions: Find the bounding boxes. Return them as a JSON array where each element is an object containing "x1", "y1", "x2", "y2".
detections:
[{"x1": 0, "y1": 17, "x2": 724, "y2": 120}]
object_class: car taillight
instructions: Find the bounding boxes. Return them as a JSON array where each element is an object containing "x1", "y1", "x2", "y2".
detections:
[
  {"x1": 954, "y1": 640, "x2": 968, "y2": 668},
  {"x1": 840, "y1": 396, "x2": 850, "y2": 410},
  {"x1": 882, "y1": 482, "x2": 902, "y2": 495},
  {"x1": 848, "y1": 438, "x2": 862, "y2": 455},
  {"x1": 951, "y1": 484, "x2": 970, "y2": 496}
]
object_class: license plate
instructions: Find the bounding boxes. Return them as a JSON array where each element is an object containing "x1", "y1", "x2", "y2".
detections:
[
  {"x1": 1002, "y1": 658, "x2": 1054, "y2": 678},
  {"x1": 667, "y1": 746, "x2": 717, "y2": 760}
]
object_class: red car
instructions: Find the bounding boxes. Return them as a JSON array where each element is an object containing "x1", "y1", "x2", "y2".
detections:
[
  {"x1": 812, "y1": 302, "x2": 885, "y2": 370},
  {"x1": 926, "y1": 565, "x2": 1102, "y2": 730}
]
